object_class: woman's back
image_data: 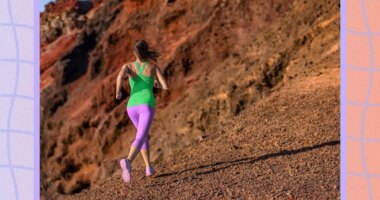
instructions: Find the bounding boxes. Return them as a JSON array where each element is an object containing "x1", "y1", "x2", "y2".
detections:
[{"x1": 127, "y1": 61, "x2": 155, "y2": 108}]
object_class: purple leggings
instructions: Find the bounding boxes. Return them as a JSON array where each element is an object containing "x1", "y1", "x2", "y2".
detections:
[{"x1": 126, "y1": 105, "x2": 155, "y2": 150}]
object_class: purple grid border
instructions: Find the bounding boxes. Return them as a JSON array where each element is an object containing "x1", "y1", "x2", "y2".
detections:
[
  {"x1": 0, "y1": 0, "x2": 39, "y2": 199},
  {"x1": 34, "y1": 0, "x2": 40, "y2": 200}
]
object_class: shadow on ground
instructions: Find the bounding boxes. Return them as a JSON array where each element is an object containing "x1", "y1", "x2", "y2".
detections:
[{"x1": 156, "y1": 140, "x2": 340, "y2": 178}]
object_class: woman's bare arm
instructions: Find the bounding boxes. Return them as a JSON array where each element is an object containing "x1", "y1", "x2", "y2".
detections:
[
  {"x1": 155, "y1": 65, "x2": 168, "y2": 90},
  {"x1": 115, "y1": 64, "x2": 129, "y2": 99}
]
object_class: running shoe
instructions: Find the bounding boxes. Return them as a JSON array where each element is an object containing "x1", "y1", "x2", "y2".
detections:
[
  {"x1": 120, "y1": 159, "x2": 132, "y2": 183},
  {"x1": 146, "y1": 166, "x2": 155, "y2": 176}
]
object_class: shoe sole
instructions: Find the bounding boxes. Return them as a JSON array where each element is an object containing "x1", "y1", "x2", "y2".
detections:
[
  {"x1": 120, "y1": 159, "x2": 131, "y2": 183},
  {"x1": 146, "y1": 167, "x2": 155, "y2": 176}
]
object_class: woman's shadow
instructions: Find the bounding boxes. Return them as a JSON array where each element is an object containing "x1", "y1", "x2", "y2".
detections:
[{"x1": 156, "y1": 140, "x2": 340, "y2": 178}]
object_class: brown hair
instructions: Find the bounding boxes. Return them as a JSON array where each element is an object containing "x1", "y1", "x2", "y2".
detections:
[{"x1": 134, "y1": 40, "x2": 160, "y2": 62}]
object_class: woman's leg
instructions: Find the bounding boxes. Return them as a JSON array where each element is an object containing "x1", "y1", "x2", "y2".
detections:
[
  {"x1": 129, "y1": 112, "x2": 151, "y2": 169},
  {"x1": 141, "y1": 145, "x2": 151, "y2": 168},
  {"x1": 127, "y1": 105, "x2": 155, "y2": 162},
  {"x1": 127, "y1": 107, "x2": 139, "y2": 131},
  {"x1": 121, "y1": 106, "x2": 140, "y2": 183},
  {"x1": 126, "y1": 106, "x2": 139, "y2": 162}
]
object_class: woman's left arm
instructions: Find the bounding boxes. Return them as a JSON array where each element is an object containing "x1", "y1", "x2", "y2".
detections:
[{"x1": 154, "y1": 65, "x2": 169, "y2": 90}]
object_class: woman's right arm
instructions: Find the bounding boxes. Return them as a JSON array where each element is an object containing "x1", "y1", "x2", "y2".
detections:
[{"x1": 115, "y1": 64, "x2": 129, "y2": 99}]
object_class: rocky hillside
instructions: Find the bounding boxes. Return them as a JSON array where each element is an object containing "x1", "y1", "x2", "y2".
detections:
[
  {"x1": 40, "y1": 0, "x2": 339, "y2": 199},
  {"x1": 68, "y1": 64, "x2": 340, "y2": 200}
]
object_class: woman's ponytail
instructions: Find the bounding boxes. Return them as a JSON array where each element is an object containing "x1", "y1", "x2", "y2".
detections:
[
  {"x1": 148, "y1": 49, "x2": 159, "y2": 62},
  {"x1": 135, "y1": 40, "x2": 160, "y2": 62}
]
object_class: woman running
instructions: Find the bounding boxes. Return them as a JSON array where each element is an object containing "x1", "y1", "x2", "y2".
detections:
[{"x1": 115, "y1": 40, "x2": 168, "y2": 183}]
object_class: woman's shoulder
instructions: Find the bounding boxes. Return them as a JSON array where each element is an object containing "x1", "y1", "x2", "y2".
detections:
[
  {"x1": 121, "y1": 62, "x2": 136, "y2": 75},
  {"x1": 146, "y1": 62, "x2": 158, "y2": 69},
  {"x1": 123, "y1": 61, "x2": 135, "y2": 69},
  {"x1": 126, "y1": 61, "x2": 135, "y2": 66}
]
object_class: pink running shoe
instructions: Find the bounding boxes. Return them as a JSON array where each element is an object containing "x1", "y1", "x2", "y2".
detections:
[
  {"x1": 120, "y1": 159, "x2": 132, "y2": 183},
  {"x1": 146, "y1": 166, "x2": 155, "y2": 176}
]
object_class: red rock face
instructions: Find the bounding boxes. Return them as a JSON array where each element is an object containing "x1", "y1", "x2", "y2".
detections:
[
  {"x1": 43, "y1": 0, "x2": 100, "y2": 14},
  {"x1": 40, "y1": 0, "x2": 340, "y2": 198},
  {"x1": 45, "y1": 0, "x2": 79, "y2": 14}
]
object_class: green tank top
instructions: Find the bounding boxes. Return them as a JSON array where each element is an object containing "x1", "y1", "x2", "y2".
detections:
[{"x1": 127, "y1": 61, "x2": 156, "y2": 108}]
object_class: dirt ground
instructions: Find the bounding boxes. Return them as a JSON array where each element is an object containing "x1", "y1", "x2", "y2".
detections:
[{"x1": 65, "y1": 67, "x2": 340, "y2": 199}]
